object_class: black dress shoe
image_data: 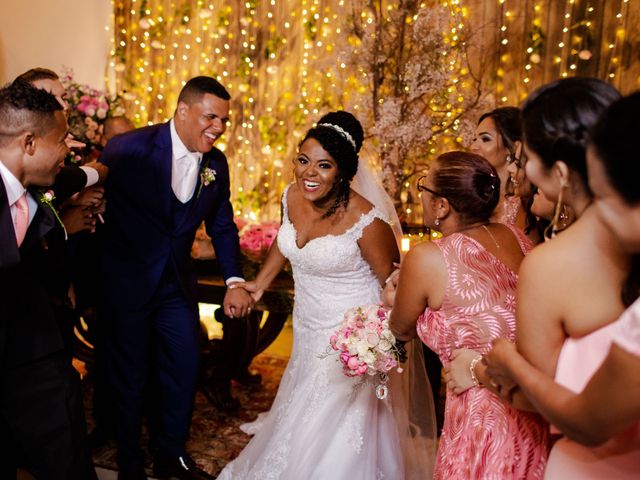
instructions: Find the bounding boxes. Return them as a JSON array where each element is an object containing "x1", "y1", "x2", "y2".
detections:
[
  {"x1": 233, "y1": 369, "x2": 262, "y2": 386},
  {"x1": 153, "y1": 455, "x2": 214, "y2": 480},
  {"x1": 117, "y1": 470, "x2": 147, "y2": 480},
  {"x1": 201, "y1": 383, "x2": 241, "y2": 412},
  {"x1": 88, "y1": 426, "x2": 115, "y2": 449}
]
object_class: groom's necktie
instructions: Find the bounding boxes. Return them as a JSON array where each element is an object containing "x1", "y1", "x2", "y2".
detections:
[
  {"x1": 175, "y1": 153, "x2": 200, "y2": 203},
  {"x1": 14, "y1": 192, "x2": 29, "y2": 247}
]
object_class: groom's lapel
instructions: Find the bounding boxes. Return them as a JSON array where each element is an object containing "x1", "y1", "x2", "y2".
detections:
[
  {"x1": 0, "y1": 181, "x2": 20, "y2": 268},
  {"x1": 154, "y1": 123, "x2": 174, "y2": 224},
  {"x1": 20, "y1": 191, "x2": 55, "y2": 251}
]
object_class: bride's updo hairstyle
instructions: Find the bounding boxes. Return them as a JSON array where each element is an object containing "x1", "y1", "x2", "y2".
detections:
[
  {"x1": 301, "y1": 110, "x2": 364, "y2": 218},
  {"x1": 521, "y1": 77, "x2": 621, "y2": 192},
  {"x1": 431, "y1": 151, "x2": 501, "y2": 224}
]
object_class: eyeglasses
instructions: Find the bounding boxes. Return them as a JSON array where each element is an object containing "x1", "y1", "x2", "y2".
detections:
[
  {"x1": 417, "y1": 175, "x2": 461, "y2": 211},
  {"x1": 416, "y1": 175, "x2": 444, "y2": 197}
]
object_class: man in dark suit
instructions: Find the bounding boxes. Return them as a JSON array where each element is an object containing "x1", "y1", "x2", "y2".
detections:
[
  {"x1": 99, "y1": 76, "x2": 252, "y2": 480},
  {"x1": 0, "y1": 81, "x2": 97, "y2": 478}
]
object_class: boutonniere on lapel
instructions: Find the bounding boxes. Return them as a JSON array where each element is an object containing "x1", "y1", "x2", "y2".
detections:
[
  {"x1": 197, "y1": 157, "x2": 216, "y2": 198},
  {"x1": 38, "y1": 190, "x2": 68, "y2": 240}
]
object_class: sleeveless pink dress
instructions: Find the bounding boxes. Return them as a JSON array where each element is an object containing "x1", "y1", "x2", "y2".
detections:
[
  {"x1": 417, "y1": 225, "x2": 549, "y2": 479},
  {"x1": 544, "y1": 298, "x2": 640, "y2": 478}
]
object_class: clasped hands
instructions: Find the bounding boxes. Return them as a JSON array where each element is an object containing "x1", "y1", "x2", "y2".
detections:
[
  {"x1": 61, "y1": 186, "x2": 106, "y2": 234},
  {"x1": 443, "y1": 338, "x2": 520, "y2": 402},
  {"x1": 223, "y1": 280, "x2": 261, "y2": 319}
]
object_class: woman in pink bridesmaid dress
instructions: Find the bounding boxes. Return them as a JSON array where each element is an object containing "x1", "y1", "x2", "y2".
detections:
[
  {"x1": 446, "y1": 79, "x2": 637, "y2": 478},
  {"x1": 385, "y1": 151, "x2": 549, "y2": 479},
  {"x1": 483, "y1": 91, "x2": 640, "y2": 478}
]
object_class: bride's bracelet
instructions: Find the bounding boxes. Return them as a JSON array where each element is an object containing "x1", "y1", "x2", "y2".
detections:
[{"x1": 469, "y1": 355, "x2": 483, "y2": 387}]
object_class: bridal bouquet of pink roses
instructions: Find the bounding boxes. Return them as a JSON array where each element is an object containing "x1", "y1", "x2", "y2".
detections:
[{"x1": 325, "y1": 304, "x2": 406, "y2": 399}]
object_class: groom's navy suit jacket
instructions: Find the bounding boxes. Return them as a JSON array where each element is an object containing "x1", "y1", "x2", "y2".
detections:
[{"x1": 98, "y1": 122, "x2": 243, "y2": 310}]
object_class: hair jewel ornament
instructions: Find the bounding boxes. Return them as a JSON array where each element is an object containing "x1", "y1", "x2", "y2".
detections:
[
  {"x1": 489, "y1": 172, "x2": 497, "y2": 190},
  {"x1": 318, "y1": 123, "x2": 357, "y2": 150}
]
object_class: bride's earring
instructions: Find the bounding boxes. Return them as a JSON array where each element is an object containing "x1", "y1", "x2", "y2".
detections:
[{"x1": 434, "y1": 217, "x2": 441, "y2": 228}]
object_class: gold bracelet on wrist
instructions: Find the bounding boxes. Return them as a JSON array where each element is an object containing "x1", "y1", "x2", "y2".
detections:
[{"x1": 470, "y1": 355, "x2": 483, "y2": 387}]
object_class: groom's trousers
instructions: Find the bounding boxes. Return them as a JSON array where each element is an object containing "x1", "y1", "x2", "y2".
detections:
[{"x1": 102, "y1": 266, "x2": 201, "y2": 473}]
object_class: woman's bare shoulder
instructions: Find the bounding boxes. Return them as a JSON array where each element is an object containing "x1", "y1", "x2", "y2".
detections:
[
  {"x1": 406, "y1": 240, "x2": 446, "y2": 269},
  {"x1": 348, "y1": 189, "x2": 375, "y2": 214}
]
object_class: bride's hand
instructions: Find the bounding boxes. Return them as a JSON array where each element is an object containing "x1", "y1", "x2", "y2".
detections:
[
  {"x1": 382, "y1": 267, "x2": 400, "y2": 308},
  {"x1": 229, "y1": 281, "x2": 264, "y2": 304},
  {"x1": 444, "y1": 348, "x2": 482, "y2": 395}
]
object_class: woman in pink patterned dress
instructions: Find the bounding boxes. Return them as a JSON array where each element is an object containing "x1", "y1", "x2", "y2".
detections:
[{"x1": 384, "y1": 151, "x2": 548, "y2": 478}]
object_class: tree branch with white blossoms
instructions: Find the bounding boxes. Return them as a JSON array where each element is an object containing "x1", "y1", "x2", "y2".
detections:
[{"x1": 332, "y1": 0, "x2": 491, "y2": 208}]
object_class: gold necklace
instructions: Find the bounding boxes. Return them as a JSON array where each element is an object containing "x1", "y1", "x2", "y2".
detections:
[{"x1": 481, "y1": 224, "x2": 500, "y2": 249}]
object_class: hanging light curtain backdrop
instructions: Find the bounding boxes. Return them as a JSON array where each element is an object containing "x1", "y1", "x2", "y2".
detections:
[
  {"x1": 109, "y1": 0, "x2": 639, "y2": 221},
  {"x1": 465, "y1": 0, "x2": 639, "y2": 104}
]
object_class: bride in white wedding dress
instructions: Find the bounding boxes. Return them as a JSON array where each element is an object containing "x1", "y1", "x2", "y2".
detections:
[{"x1": 218, "y1": 111, "x2": 435, "y2": 480}]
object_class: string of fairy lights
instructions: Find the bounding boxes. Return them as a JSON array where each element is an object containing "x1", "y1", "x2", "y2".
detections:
[
  {"x1": 606, "y1": 0, "x2": 630, "y2": 83},
  {"x1": 106, "y1": 0, "x2": 638, "y2": 222},
  {"x1": 520, "y1": 0, "x2": 545, "y2": 100}
]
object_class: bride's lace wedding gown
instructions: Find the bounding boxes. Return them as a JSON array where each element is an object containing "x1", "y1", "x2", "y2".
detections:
[{"x1": 218, "y1": 186, "x2": 404, "y2": 480}]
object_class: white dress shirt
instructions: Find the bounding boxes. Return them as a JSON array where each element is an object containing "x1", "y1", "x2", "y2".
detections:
[
  {"x1": 0, "y1": 160, "x2": 36, "y2": 226},
  {"x1": 0, "y1": 161, "x2": 98, "y2": 229},
  {"x1": 168, "y1": 121, "x2": 243, "y2": 286},
  {"x1": 80, "y1": 166, "x2": 99, "y2": 186},
  {"x1": 170, "y1": 119, "x2": 202, "y2": 203}
]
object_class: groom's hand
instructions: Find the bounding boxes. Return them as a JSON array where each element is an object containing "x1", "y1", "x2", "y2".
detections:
[{"x1": 223, "y1": 283, "x2": 254, "y2": 318}]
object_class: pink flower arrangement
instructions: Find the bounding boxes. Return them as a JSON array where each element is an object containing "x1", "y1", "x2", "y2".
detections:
[
  {"x1": 77, "y1": 95, "x2": 110, "y2": 120},
  {"x1": 329, "y1": 304, "x2": 401, "y2": 379},
  {"x1": 239, "y1": 222, "x2": 280, "y2": 262},
  {"x1": 60, "y1": 69, "x2": 125, "y2": 161}
]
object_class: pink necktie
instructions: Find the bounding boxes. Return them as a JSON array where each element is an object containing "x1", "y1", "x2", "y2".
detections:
[{"x1": 14, "y1": 193, "x2": 29, "y2": 246}]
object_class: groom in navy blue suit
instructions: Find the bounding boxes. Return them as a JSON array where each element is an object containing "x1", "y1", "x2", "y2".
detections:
[{"x1": 98, "y1": 76, "x2": 252, "y2": 479}]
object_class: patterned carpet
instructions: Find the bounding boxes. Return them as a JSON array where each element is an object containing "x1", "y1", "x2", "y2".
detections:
[{"x1": 86, "y1": 353, "x2": 289, "y2": 477}]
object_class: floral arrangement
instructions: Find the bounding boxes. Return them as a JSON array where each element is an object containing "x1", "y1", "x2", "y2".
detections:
[
  {"x1": 60, "y1": 69, "x2": 125, "y2": 161},
  {"x1": 324, "y1": 303, "x2": 405, "y2": 399},
  {"x1": 239, "y1": 221, "x2": 280, "y2": 263}
]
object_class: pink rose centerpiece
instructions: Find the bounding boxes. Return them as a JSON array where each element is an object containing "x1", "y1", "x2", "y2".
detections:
[{"x1": 239, "y1": 222, "x2": 280, "y2": 263}]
